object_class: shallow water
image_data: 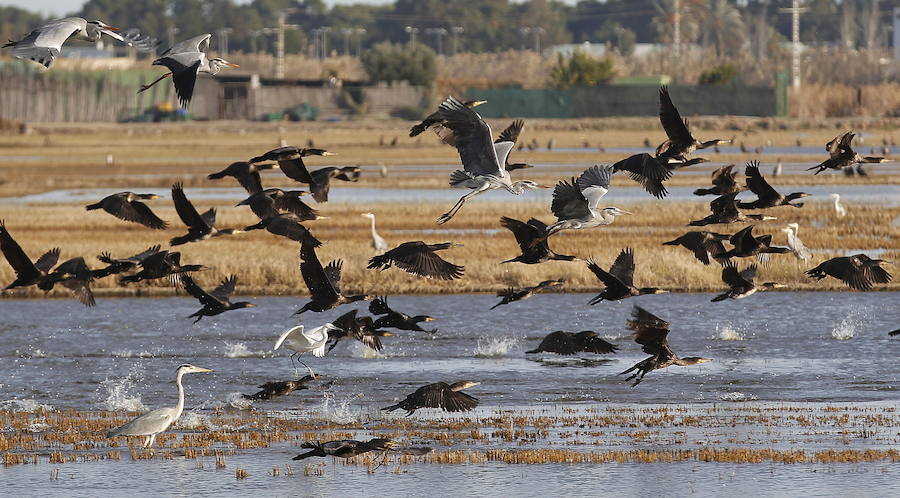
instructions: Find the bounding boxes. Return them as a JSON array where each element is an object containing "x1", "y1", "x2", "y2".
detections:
[{"x1": 2, "y1": 292, "x2": 899, "y2": 495}]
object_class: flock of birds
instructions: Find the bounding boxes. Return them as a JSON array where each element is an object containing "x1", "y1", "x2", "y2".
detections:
[{"x1": 2, "y1": 16, "x2": 897, "y2": 457}]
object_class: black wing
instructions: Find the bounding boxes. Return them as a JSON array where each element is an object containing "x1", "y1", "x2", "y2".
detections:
[
  {"x1": 658, "y1": 86, "x2": 693, "y2": 145},
  {"x1": 608, "y1": 248, "x2": 636, "y2": 287},
  {"x1": 612, "y1": 153, "x2": 670, "y2": 199},
  {"x1": 299, "y1": 243, "x2": 340, "y2": 301},
  {"x1": 550, "y1": 178, "x2": 589, "y2": 221},
  {"x1": 743, "y1": 161, "x2": 779, "y2": 200},
  {"x1": 171, "y1": 183, "x2": 209, "y2": 230},
  {"x1": 211, "y1": 275, "x2": 237, "y2": 301},
  {"x1": 180, "y1": 274, "x2": 224, "y2": 307},
  {"x1": 495, "y1": 120, "x2": 524, "y2": 144},
  {"x1": 0, "y1": 220, "x2": 42, "y2": 283}
]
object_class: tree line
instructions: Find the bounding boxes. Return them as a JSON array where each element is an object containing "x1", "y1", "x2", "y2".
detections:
[{"x1": 0, "y1": 0, "x2": 894, "y2": 58}]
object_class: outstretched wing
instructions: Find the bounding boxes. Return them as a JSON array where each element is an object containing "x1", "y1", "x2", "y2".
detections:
[
  {"x1": 658, "y1": 86, "x2": 693, "y2": 145},
  {"x1": 743, "y1": 161, "x2": 779, "y2": 199},
  {"x1": 299, "y1": 243, "x2": 340, "y2": 300},
  {"x1": 608, "y1": 248, "x2": 636, "y2": 287},
  {"x1": 612, "y1": 153, "x2": 670, "y2": 199},
  {"x1": 171, "y1": 183, "x2": 208, "y2": 229},
  {"x1": 500, "y1": 216, "x2": 541, "y2": 250},
  {"x1": 180, "y1": 273, "x2": 223, "y2": 307},
  {"x1": 550, "y1": 178, "x2": 589, "y2": 221},
  {"x1": 211, "y1": 275, "x2": 237, "y2": 301},
  {"x1": 437, "y1": 96, "x2": 503, "y2": 178},
  {"x1": 576, "y1": 165, "x2": 612, "y2": 211},
  {"x1": 495, "y1": 120, "x2": 524, "y2": 145}
]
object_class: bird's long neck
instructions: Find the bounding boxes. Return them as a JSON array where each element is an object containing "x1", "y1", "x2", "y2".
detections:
[
  {"x1": 174, "y1": 371, "x2": 186, "y2": 421},
  {"x1": 368, "y1": 217, "x2": 378, "y2": 238}
]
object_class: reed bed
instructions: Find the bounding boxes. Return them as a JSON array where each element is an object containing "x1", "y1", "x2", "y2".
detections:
[{"x1": 2, "y1": 403, "x2": 897, "y2": 467}]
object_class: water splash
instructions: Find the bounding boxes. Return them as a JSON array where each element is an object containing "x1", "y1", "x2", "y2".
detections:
[
  {"x1": 474, "y1": 336, "x2": 519, "y2": 358},
  {"x1": 223, "y1": 342, "x2": 272, "y2": 358},
  {"x1": 178, "y1": 411, "x2": 215, "y2": 430},
  {"x1": 16, "y1": 349, "x2": 48, "y2": 359},
  {"x1": 718, "y1": 392, "x2": 757, "y2": 402},
  {"x1": 350, "y1": 341, "x2": 384, "y2": 359},
  {"x1": 831, "y1": 312, "x2": 861, "y2": 340},
  {"x1": 111, "y1": 350, "x2": 154, "y2": 358},
  {"x1": 0, "y1": 399, "x2": 53, "y2": 413},
  {"x1": 96, "y1": 367, "x2": 146, "y2": 412},
  {"x1": 318, "y1": 392, "x2": 362, "y2": 425},
  {"x1": 225, "y1": 392, "x2": 254, "y2": 410},
  {"x1": 715, "y1": 323, "x2": 745, "y2": 341}
]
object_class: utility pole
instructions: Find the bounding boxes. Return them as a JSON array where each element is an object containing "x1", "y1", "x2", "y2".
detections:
[
  {"x1": 894, "y1": 7, "x2": 900, "y2": 75},
  {"x1": 779, "y1": 0, "x2": 806, "y2": 89},
  {"x1": 426, "y1": 27, "x2": 447, "y2": 55},
  {"x1": 341, "y1": 28, "x2": 352, "y2": 56},
  {"x1": 404, "y1": 26, "x2": 419, "y2": 46},
  {"x1": 216, "y1": 27, "x2": 233, "y2": 57},
  {"x1": 673, "y1": 0, "x2": 681, "y2": 55},
  {"x1": 450, "y1": 26, "x2": 464, "y2": 55},
  {"x1": 353, "y1": 28, "x2": 366, "y2": 57},
  {"x1": 274, "y1": 9, "x2": 300, "y2": 79}
]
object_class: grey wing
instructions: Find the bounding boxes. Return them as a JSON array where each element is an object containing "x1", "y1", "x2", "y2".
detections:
[
  {"x1": 550, "y1": 178, "x2": 590, "y2": 221},
  {"x1": 437, "y1": 97, "x2": 503, "y2": 177},
  {"x1": 108, "y1": 407, "x2": 177, "y2": 437},
  {"x1": 576, "y1": 165, "x2": 612, "y2": 211},
  {"x1": 161, "y1": 34, "x2": 211, "y2": 57},
  {"x1": 117, "y1": 28, "x2": 158, "y2": 53},
  {"x1": 10, "y1": 19, "x2": 79, "y2": 67}
]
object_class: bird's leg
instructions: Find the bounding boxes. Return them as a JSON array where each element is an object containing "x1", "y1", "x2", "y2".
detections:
[
  {"x1": 297, "y1": 360, "x2": 313, "y2": 378},
  {"x1": 437, "y1": 187, "x2": 487, "y2": 224},
  {"x1": 138, "y1": 72, "x2": 173, "y2": 93},
  {"x1": 372, "y1": 450, "x2": 390, "y2": 471}
]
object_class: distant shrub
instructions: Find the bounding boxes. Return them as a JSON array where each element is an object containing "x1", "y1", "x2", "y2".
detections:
[
  {"x1": 699, "y1": 64, "x2": 738, "y2": 85},
  {"x1": 362, "y1": 42, "x2": 437, "y2": 87},
  {"x1": 548, "y1": 50, "x2": 616, "y2": 89}
]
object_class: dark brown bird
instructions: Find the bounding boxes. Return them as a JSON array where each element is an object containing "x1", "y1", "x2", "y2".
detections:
[
  {"x1": 655, "y1": 86, "x2": 726, "y2": 159},
  {"x1": 119, "y1": 250, "x2": 204, "y2": 285},
  {"x1": 721, "y1": 225, "x2": 791, "y2": 259},
  {"x1": 490, "y1": 278, "x2": 564, "y2": 310},
  {"x1": 207, "y1": 161, "x2": 275, "y2": 194},
  {"x1": 586, "y1": 248, "x2": 667, "y2": 304},
  {"x1": 293, "y1": 438, "x2": 396, "y2": 460},
  {"x1": 170, "y1": 183, "x2": 243, "y2": 246},
  {"x1": 367, "y1": 241, "x2": 464, "y2": 280},
  {"x1": 711, "y1": 261, "x2": 783, "y2": 302},
  {"x1": 613, "y1": 153, "x2": 708, "y2": 199},
  {"x1": 526, "y1": 330, "x2": 618, "y2": 355},
  {"x1": 737, "y1": 161, "x2": 808, "y2": 209},
  {"x1": 91, "y1": 245, "x2": 162, "y2": 279},
  {"x1": 889, "y1": 329, "x2": 899, "y2": 337},
  {"x1": 40, "y1": 256, "x2": 96, "y2": 306},
  {"x1": 326, "y1": 309, "x2": 391, "y2": 352},
  {"x1": 243, "y1": 213, "x2": 321, "y2": 246},
  {"x1": 619, "y1": 306, "x2": 712, "y2": 386},
  {"x1": 236, "y1": 188, "x2": 320, "y2": 222},
  {"x1": 296, "y1": 241, "x2": 369, "y2": 314},
  {"x1": 688, "y1": 192, "x2": 777, "y2": 226},
  {"x1": 248, "y1": 146, "x2": 333, "y2": 184},
  {"x1": 242, "y1": 374, "x2": 319, "y2": 401},
  {"x1": 0, "y1": 220, "x2": 59, "y2": 290},
  {"x1": 181, "y1": 274, "x2": 254, "y2": 323},
  {"x1": 809, "y1": 131, "x2": 888, "y2": 175},
  {"x1": 382, "y1": 381, "x2": 480, "y2": 416},
  {"x1": 308, "y1": 166, "x2": 361, "y2": 202},
  {"x1": 409, "y1": 98, "x2": 486, "y2": 139},
  {"x1": 693, "y1": 164, "x2": 743, "y2": 196},
  {"x1": 85, "y1": 192, "x2": 167, "y2": 229},
  {"x1": 806, "y1": 254, "x2": 892, "y2": 290},
  {"x1": 662, "y1": 231, "x2": 730, "y2": 265},
  {"x1": 499, "y1": 217, "x2": 575, "y2": 265},
  {"x1": 369, "y1": 296, "x2": 435, "y2": 332}
]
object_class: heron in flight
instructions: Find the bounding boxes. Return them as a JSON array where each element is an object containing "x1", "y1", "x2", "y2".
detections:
[
  {"x1": 107, "y1": 364, "x2": 212, "y2": 449},
  {"x1": 138, "y1": 34, "x2": 238, "y2": 107},
  {"x1": 434, "y1": 96, "x2": 548, "y2": 224},
  {"x1": 4, "y1": 18, "x2": 155, "y2": 68},
  {"x1": 274, "y1": 323, "x2": 341, "y2": 372},
  {"x1": 544, "y1": 165, "x2": 631, "y2": 239}
]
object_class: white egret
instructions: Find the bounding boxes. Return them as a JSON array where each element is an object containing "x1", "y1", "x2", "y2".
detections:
[
  {"x1": 361, "y1": 212, "x2": 388, "y2": 253},
  {"x1": 4, "y1": 18, "x2": 155, "y2": 68},
  {"x1": 434, "y1": 96, "x2": 548, "y2": 224},
  {"x1": 106, "y1": 364, "x2": 212, "y2": 449},
  {"x1": 274, "y1": 323, "x2": 341, "y2": 372},
  {"x1": 830, "y1": 193, "x2": 847, "y2": 218},
  {"x1": 138, "y1": 34, "x2": 239, "y2": 107}
]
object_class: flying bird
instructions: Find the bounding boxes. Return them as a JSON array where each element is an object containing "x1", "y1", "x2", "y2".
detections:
[
  {"x1": 381, "y1": 381, "x2": 480, "y2": 416},
  {"x1": 490, "y1": 278, "x2": 564, "y2": 310},
  {"x1": 293, "y1": 438, "x2": 396, "y2": 460},
  {"x1": 662, "y1": 231, "x2": 730, "y2": 265},
  {"x1": 237, "y1": 188, "x2": 320, "y2": 222},
  {"x1": 586, "y1": 248, "x2": 667, "y2": 304},
  {"x1": 327, "y1": 309, "x2": 392, "y2": 353},
  {"x1": 806, "y1": 254, "x2": 892, "y2": 290},
  {"x1": 119, "y1": 250, "x2": 204, "y2": 285},
  {"x1": 721, "y1": 225, "x2": 791, "y2": 260},
  {"x1": 91, "y1": 245, "x2": 162, "y2": 279},
  {"x1": 137, "y1": 34, "x2": 239, "y2": 107},
  {"x1": 808, "y1": 131, "x2": 888, "y2": 175},
  {"x1": 181, "y1": 274, "x2": 254, "y2": 323},
  {"x1": 409, "y1": 98, "x2": 486, "y2": 139},
  {"x1": 688, "y1": 192, "x2": 776, "y2": 226},
  {"x1": 499, "y1": 216, "x2": 575, "y2": 265},
  {"x1": 248, "y1": 146, "x2": 340, "y2": 202},
  {"x1": 243, "y1": 213, "x2": 321, "y2": 246},
  {"x1": 296, "y1": 241, "x2": 369, "y2": 314},
  {"x1": 369, "y1": 296, "x2": 435, "y2": 332},
  {"x1": 526, "y1": 331, "x2": 619, "y2": 355},
  {"x1": 544, "y1": 165, "x2": 631, "y2": 238},
  {"x1": 367, "y1": 241, "x2": 464, "y2": 280},
  {"x1": 274, "y1": 323, "x2": 340, "y2": 372},
  {"x1": 655, "y1": 86, "x2": 727, "y2": 159},
  {"x1": 207, "y1": 161, "x2": 276, "y2": 194},
  {"x1": 711, "y1": 262, "x2": 783, "y2": 302},
  {"x1": 619, "y1": 306, "x2": 711, "y2": 386},
  {"x1": 243, "y1": 372, "x2": 319, "y2": 401},
  {"x1": 737, "y1": 161, "x2": 809, "y2": 209},
  {"x1": 170, "y1": 183, "x2": 243, "y2": 245},
  {"x1": 85, "y1": 192, "x2": 167, "y2": 229},
  {"x1": 693, "y1": 164, "x2": 743, "y2": 196},
  {"x1": 40, "y1": 256, "x2": 96, "y2": 306},
  {"x1": 0, "y1": 220, "x2": 59, "y2": 291}
]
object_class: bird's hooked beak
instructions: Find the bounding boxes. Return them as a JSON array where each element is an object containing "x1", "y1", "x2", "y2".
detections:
[
  {"x1": 148, "y1": 194, "x2": 160, "y2": 200},
  {"x1": 773, "y1": 283, "x2": 786, "y2": 289},
  {"x1": 451, "y1": 243, "x2": 464, "y2": 248},
  {"x1": 104, "y1": 25, "x2": 120, "y2": 31},
  {"x1": 315, "y1": 215, "x2": 330, "y2": 220},
  {"x1": 321, "y1": 151, "x2": 336, "y2": 156},
  {"x1": 193, "y1": 367, "x2": 214, "y2": 373},
  {"x1": 382, "y1": 331, "x2": 393, "y2": 337},
  {"x1": 697, "y1": 358, "x2": 712, "y2": 364},
  {"x1": 761, "y1": 215, "x2": 777, "y2": 220},
  {"x1": 423, "y1": 316, "x2": 435, "y2": 322},
  {"x1": 384, "y1": 440, "x2": 399, "y2": 449},
  {"x1": 467, "y1": 381, "x2": 482, "y2": 387},
  {"x1": 472, "y1": 100, "x2": 488, "y2": 107},
  {"x1": 653, "y1": 289, "x2": 669, "y2": 294},
  {"x1": 535, "y1": 184, "x2": 552, "y2": 189},
  {"x1": 325, "y1": 323, "x2": 343, "y2": 331}
]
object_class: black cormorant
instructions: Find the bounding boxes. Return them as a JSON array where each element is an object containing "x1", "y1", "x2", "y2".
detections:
[
  {"x1": 499, "y1": 216, "x2": 575, "y2": 265},
  {"x1": 806, "y1": 254, "x2": 892, "y2": 290},
  {"x1": 296, "y1": 240, "x2": 370, "y2": 314},
  {"x1": 237, "y1": 188, "x2": 319, "y2": 222},
  {"x1": 327, "y1": 309, "x2": 391, "y2": 352},
  {"x1": 85, "y1": 192, "x2": 167, "y2": 229},
  {"x1": 243, "y1": 374, "x2": 319, "y2": 401},
  {"x1": 526, "y1": 331, "x2": 618, "y2": 355},
  {"x1": 381, "y1": 381, "x2": 480, "y2": 416},
  {"x1": 737, "y1": 161, "x2": 809, "y2": 209},
  {"x1": 207, "y1": 161, "x2": 275, "y2": 194},
  {"x1": 367, "y1": 241, "x2": 464, "y2": 280},
  {"x1": 490, "y1": 278, "x2": 564, "y2": 310},
  {"x1": 409, "y1": 98, "x2": 486, "y2": 138},
  {"x1": 0, "y1": 220, "x2": 59, "y2": 290},
  {"x1": 119, "y1": 250, "x2": 204, "y2": 285},
  {"x1": 92, "y1": 245, "x2": 162, "y2": 279},
  {"x1": 808, "y1": 131, "x2": 888, "y2": 175},
  {"x1": 586, "y1": 248, "x2": 667, "y2": 304},
  {"x1": 170, "y1": 183, "x2": 242, "y2": 246},
  {"x1": 711, "y1": 261, "x2": 783, "y2": 301},
  {"x1": 181, "y1": 274, "x2": 253, "y2": 323},
  {"x1": 662, "y1": 231, "x2": 730, "y2": 265},
  {"x1": 243, "y1": 213, "x2": 321, "y2": 246},
  {"x1": 369, "y1": 296, "x2": 435, "y2": 332},
  {"x1": 721, "y1": 225, "x2": 790, "y2": 259},
  {"x1": 292, "y1": 438, "x2": 396, "y2": 460},
  {"x1": 693, "y1": 164, "x2": 742, "y2": 196},
  {"x1": 688, "y1": 192, "x2": 776, "y2": 226}
]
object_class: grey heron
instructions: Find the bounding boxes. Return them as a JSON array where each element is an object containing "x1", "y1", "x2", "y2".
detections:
[
  {"x1": 4, "y1": 18, "x2": 154, "y2": 68},
  {"x1": 361, "y1": 212, "x2": 389, "y2": 253},
  {"x1": 711, "y1": 261, "x2": 783, "y2": 302},
  {"x1": 830, "y1": 193, "x2": 847, "y2": 218},
  {"x1": 137, "y1": 34, "x2": 238, "y2": 107},
  {"x1": 781, "y1": 223, "x2": 812, "y2": 266},
  {"x1": 544, "y1": 165, "x2": 631, "y2": 238},
  {"x1": 809, "y1": 131, "x2": 888, "y2": 175},
  {"x1": 434, "y1": 96, "x2": 548, "y2": 224},
  {"x1": 107, "y1": 364, "x2": 212, "y2": 449}
]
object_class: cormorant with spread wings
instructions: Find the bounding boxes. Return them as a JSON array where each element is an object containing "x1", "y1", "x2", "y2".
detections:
[
  {"x1": 620, "y1": 306, "x2": 712, "y2": 386},
  {"x1": 181, "y1": 274, "x2": 254, "y2": 323},
  {"x1": 296, "y1": 241, "x2": 370, "y2": 314},
  {"x1": 809, "y1": 131, "x2": 888, "y2": 175},
  {"x1": 737, "y1": 161, "x2": 809, "y2": 209},
  {"x1": 382, "y1": 381, "x2": 480, "y2": 416},
  {"x1": 806, "y1": 254, "x2": 892, "y2": 290},
  {"x1": 499, "y1": 216, "x2": 575, "y2": 265},
  {"x1": 368, "y1": 241, "x2": 464, "y2": 280},
  {"x1": 586, "y1": 248, "x2": 667, "y2": 304},
  {"x1": 711, "y1": 262, "x2": 783, "y2": 301}
]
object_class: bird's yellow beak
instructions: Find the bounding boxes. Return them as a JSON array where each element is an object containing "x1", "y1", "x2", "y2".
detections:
[
  {"x1": 472, "y1": 100, "x2": 487, "y2": 107},
  {"x1": 424, "y1": 317, "x2": 435, "y2": 322},
  {"x1": 196, "y1": 367, "x2": 213, "y2": 373},
  {"x1": 322, "y1": 151, "x2": 336, "y2": 156},
  {"x1": 149, "y1": 194, "x2": 160, "y2": 200},
  {"x1": 225, "y1": 62, "x2": 240, "y2": 68},
  {"x1": 106, "y1": 26, "x2": 120, "y2": 31}
]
